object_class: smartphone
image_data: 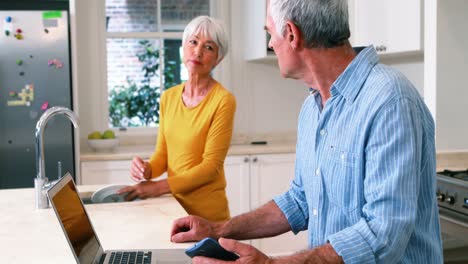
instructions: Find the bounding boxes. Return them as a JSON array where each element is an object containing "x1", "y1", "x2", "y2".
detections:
[{"x1": 185, "y1": 237, "x2": 239, "y2": 261}]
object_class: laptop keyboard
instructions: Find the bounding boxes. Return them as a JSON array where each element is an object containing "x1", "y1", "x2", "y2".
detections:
[{"x1": 101, "y1": 251, "x2": 152, "y2": 264}]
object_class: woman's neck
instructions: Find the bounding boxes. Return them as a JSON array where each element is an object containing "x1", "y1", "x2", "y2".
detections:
[{"x1": 184, "y1": 74, "x2": 214, "y2": 98}]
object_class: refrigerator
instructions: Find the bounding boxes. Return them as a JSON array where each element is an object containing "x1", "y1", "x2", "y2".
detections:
[{"x1": 0, "y1": 0, "x2": 75, "y2": 189}]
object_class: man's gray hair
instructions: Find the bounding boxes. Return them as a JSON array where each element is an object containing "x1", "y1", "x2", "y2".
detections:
[
  {"x1": 269, "y1": 0, "x2": 350, "y2": 48},
  {"x1": 183, "y1": 16, "x2": 229, "y2": 63}
]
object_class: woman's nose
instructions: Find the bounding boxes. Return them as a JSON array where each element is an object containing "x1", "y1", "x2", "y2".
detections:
[{"x1": 194, "y1": 46, "x2": 203, "y2": 57}]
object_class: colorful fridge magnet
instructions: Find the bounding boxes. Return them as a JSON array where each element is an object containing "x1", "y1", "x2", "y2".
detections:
[
  {"x1": 7, "y1": 84, "x2": 34, "y2": 107},
  {"x1": 40, "y1": 101, "x2": 49, "y2": 111},
  {"x1": 16, "y1": 59, "x2": 23, "y2": 66},
  {"x1": 3, "y1": 16, "x2": 13, "y2": 37},
  {"x1": 48, "y1": 59, "x2": 64, "y2": 69},
  {"x1": 14, "y1": 28, "x2": 23, "y2": 40}
]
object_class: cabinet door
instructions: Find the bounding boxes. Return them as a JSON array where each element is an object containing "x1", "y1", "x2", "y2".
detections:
[
  {"x1": 250, "y1": 153, "x2": 308, "y2": 256},
  {"x1": 81, "y1": 160, "x2": 134, "y2": 185},
  {"x1": 352, "y1": 0, "x2": 422, "y2": 55},
  {"x1": 224, "y1": 155, "x2": 251, "y2": 217},
  {"x1": 243, "y1": 0, "x2": 276, "y2": 61}
]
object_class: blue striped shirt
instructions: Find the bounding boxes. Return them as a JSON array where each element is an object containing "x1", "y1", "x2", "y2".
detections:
[{"x1": 273, "y1": 47, "x2": 443, "y2": 263}]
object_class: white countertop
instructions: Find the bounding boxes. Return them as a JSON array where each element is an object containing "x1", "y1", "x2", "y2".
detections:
[
  {"x1": 0, "y1": 185, "x2": 191, "y2": 263},
  {"x1": 81, "y1": 142, "x2": 296, "y2": 162}
]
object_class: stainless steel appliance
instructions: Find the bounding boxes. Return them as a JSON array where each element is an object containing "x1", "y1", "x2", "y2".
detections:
[
  {"x1": 0, "y1": 0, "x2": 75, "y2": 189},
  {"x1": 436, "y1": 170, "x2": 468, "y2": 261}
]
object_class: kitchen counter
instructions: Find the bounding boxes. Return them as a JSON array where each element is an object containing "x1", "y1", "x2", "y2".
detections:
[
  {"x1": 81, "y1": 142, "x2": 296, "y2": 161},
  {"x1": 0, "y1": 185, "x2": 191, "y2": 263}
]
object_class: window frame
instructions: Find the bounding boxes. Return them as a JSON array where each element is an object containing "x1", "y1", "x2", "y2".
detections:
[{"x1": 96, "y1": 0, "x2": 230, "y2": 138}]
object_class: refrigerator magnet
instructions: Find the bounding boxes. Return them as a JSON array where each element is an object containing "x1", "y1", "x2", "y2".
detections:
[
  {"x1": 41, "y1": 102, "x2": 49, "y2": 111},
  {"x1": 3, "y1": 16, "x2": 13, "y2": 36}
]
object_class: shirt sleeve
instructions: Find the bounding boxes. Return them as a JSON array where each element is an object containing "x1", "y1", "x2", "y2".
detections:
[
  {"x1": 167, "y1": 94, "x2": 236, "y2": 194},
  {"x1": 148, "y1": 93, "x2": 168, "y2": 178},
  {"x1": 328, "y1": 96, "x2": 424, "y2": 263},
  {"x1": 273, "y1": 182, "x2": 309, "y2": 234}
]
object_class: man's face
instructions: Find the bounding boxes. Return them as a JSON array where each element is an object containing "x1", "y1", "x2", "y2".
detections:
[{"x1": 265, "y1": 7, "x2": 296, "y2": 79}]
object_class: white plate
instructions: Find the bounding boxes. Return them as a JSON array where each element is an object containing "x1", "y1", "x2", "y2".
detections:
[{"x1": 91, "y1": 184, "x2": 130, "y2": 204}]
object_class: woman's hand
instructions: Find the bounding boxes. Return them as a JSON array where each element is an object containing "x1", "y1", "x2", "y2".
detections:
[
  {"x1": 192, "y1": 238, "x2": 271, "y2": 264},
  {"x1": 117, "y1": 180, "x2": 170, "y2": 201},
  {"x1": 130, "y1": 156, "x2": 152, "y2": 182}
]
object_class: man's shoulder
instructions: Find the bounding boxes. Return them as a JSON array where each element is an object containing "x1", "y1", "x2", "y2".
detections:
[{"x1": 364, "y1": 64, "x2": 421, "y2": 103}]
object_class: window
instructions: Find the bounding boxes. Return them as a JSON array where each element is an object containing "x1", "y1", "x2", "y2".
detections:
[{"x1": 105, "y1": 0, "x2": 211, "y2": 128}]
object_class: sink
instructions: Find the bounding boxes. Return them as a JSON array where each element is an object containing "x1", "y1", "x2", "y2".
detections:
[
  {"x1": 79, "y1": 191, "x2": 95, "y2": 205},
  {"x1": 79, "y1": 185, "x2": 132, "y2": 204},
  {"x1": 81, "y1": 196, "x2": 94, "y2": 205}
]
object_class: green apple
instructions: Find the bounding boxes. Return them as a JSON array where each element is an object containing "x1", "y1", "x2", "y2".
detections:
[
  {"x1": 102, "y1": 129, "x2": 116, "y2": 139},
  {"x1": 87, "y1": 131, "x2": 102, "y2": 140}
]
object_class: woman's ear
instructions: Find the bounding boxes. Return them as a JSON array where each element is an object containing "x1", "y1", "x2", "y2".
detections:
[{"x1": 285, "y1": 21, "x2": 302, "y2": 50}]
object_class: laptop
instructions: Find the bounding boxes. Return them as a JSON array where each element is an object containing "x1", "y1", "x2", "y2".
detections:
[{"x1": 47, "y1": 173, "x2": 190, "y2": 264}]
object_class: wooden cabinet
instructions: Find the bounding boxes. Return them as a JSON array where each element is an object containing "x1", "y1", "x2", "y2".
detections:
[
  {"x1": 224, "y1": 153, "x2": 308, "y2": 256},
  {"x1": 224, "y1": 155, "x2": 251, "y2": 217},
  {"x1": 350, "y1": 0, "x2": 423, "y2": 55},
  {"x1": 243, "y1": 0, "x2": 275, "y2": 62}
]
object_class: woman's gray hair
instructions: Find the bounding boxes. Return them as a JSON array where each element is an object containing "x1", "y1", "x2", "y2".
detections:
[
  {"x1": 182, "y1": 16, "x2": 229, "y2": 63},
  {"x1": 269, "y1": 0, "x2": 350, "y2": 48}
]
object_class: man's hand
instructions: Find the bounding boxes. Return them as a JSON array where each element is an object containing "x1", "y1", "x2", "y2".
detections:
[
  {"x1": 171, "y1": 215, "x2": 222, "y2": 242},
  {"x1": 192, "y1": 238, "x2": 271, "y2": 264},
  {"x1": 130, "y1": 156, "x2": 152, "y2": 181},
  {"x1": 117, "y1": 180, "x2": 170, "y2": 200}
]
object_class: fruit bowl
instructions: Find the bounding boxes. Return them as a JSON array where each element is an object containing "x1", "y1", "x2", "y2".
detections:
[{"x1": 87, "y1": 138, "x2": 119, "y2": 152}]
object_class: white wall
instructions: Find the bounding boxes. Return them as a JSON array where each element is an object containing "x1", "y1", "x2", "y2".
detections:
[
  {"x1": 381, "y1": 55, "x2": 424, "y2": 97},
  {"x1": 229, "y1": 0, "x2": 306, "y2": 142},
  {"x1": 74, "y1": 0, "x2": 108, "y2": 140},
  {"x1": 432, "y1": 0, "x2": 468, "y2": 151}
]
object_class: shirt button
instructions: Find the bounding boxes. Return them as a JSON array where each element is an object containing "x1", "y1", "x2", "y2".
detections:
[
  {"x1": 315, "y1": 169, "x2": 320, "y2": 176},
  {"x1": 313, "y1": 209, "x2": 318, "y2": 216},
  {"x1": 320, "y1": 129, "x2": 326, "y2": 136}
]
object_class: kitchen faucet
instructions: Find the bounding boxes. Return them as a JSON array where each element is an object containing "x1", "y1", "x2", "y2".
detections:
[{"x1": 35, "y1": 106, "x2": 79, "y2": 209}]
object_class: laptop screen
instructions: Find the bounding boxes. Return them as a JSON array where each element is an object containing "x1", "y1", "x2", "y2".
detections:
[{"x1": 49, "y1": 175, "x2": 101, "y2": 263}]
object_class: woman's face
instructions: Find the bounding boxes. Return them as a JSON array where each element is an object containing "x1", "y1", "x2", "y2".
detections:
[{"x1": 183, "y1": 33, "x2": 219, "y2": 76}]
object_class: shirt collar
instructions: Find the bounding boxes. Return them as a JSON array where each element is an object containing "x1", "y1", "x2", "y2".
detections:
[{"x1": 331, "y1": 46, "x2": 379, "y2": 103}]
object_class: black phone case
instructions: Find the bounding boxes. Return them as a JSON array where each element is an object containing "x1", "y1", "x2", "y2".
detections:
[{"x1": 185, "y1": 238, "x2": 239, "y2": 261}]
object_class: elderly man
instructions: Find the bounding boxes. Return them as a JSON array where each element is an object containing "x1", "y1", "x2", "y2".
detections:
[{"x1": 171, "y1": 0, "x2": 443, "y2": 263}]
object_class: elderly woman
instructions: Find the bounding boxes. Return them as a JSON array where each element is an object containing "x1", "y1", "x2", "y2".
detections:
[{"x1": 118, "y1": 16, "x2": 235, "y2": 222}]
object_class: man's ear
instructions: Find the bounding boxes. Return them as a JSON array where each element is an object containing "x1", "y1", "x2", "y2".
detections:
[{"x1": 285, "y1": 21, "x2": 302, "y2": 50}]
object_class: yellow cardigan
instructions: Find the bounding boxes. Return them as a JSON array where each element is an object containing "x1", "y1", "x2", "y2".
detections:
[{"x1": 149, "y1": 82, "x2": 236, "y2": 222}]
